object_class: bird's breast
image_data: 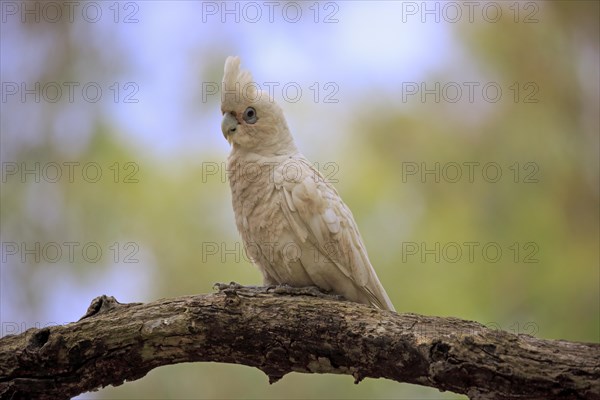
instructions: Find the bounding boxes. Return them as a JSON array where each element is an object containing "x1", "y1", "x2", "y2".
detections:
[{"x1": 227, "y1": 156, "x2": 287, "y2": 243}]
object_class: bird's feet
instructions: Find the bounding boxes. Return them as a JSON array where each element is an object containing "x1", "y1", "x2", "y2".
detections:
[
  {"x1": 213, "y1": 282, "x2": 274, "y2": 297},
  {"x1": 271, "y1": 284, "x2": 345, "y2": 301},
  {"x1": 214, "y1": 282, "x2": 345, "y2": 301},
  {"x1": 213, "y1": 281, "x2": 244, "y2": 291}
]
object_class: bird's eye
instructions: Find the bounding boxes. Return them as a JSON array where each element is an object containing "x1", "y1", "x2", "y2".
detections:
[{"x1": 243, "y1": 107, "x2": 257, "y2": 124}]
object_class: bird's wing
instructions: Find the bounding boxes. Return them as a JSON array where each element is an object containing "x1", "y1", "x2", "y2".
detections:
[{"x1": 273, "y1": 157, "x2": 395, "y2": 311}]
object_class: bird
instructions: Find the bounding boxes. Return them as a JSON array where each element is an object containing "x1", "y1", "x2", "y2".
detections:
[{"x1": 220, "y1": 56, "x2": 395, "y2": 312}]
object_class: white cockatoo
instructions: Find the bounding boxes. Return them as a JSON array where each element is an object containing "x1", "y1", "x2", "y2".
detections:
[{"x1": 220, "y1": 56, "x2": 395, "y2": 312}]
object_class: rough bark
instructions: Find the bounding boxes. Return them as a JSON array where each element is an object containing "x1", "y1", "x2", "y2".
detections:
[{"x1": 0, "y1": 285, "x2": 598, "y2": 400}]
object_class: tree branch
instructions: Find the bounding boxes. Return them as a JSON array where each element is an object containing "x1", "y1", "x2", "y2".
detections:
[{"x1": 1, "y1": 285, "x2": 598, "y2": 400}]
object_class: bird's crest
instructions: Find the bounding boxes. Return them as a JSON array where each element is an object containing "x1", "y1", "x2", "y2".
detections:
[{"x1": 222, "y1": 56, "x2": 261, "y2": 110}]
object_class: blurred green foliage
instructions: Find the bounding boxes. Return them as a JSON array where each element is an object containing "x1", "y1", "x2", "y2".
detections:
[{"x1": 1, "y1": 1, "x2": 598, "y2": 399}]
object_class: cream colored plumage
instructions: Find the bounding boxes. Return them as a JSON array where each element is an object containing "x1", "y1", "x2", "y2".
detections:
[{"x1": 220, "y1": 56, "x2": 395, "y2": 311}]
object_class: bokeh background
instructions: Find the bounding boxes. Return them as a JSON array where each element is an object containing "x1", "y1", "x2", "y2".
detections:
[{"x1": 1, "y1": 1, "x2": 598, "y2": 399}]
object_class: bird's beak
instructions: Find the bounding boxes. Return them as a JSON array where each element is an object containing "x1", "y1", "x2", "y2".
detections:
[{"x1": 221, "y1": 112, "x2": 238, "y2": 145}]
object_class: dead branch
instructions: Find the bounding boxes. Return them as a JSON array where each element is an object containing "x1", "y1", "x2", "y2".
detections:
[{"x1": 0, "y1": 285, "x2": 598, "y2": 400}]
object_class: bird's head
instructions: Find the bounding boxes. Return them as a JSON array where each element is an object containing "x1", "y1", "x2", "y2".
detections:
[{"x1": 220, "y1": 56, "x2": 297, "y2": 155}]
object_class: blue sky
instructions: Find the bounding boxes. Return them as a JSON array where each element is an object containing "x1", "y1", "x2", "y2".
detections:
[{"x1": 103, "y1": 1, "x2": 456, "y2": 158}]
